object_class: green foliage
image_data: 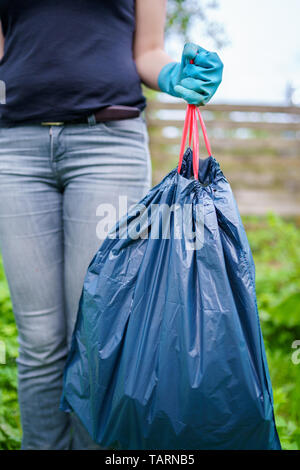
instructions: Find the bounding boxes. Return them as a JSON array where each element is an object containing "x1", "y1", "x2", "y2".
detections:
[
  {"x1": 0, "y1": 257, "x2": 21, "y2": 449},
  {"x1": 246, "y1": 213, "x2": 300, "y2": 347},
  {"x1": 166, "y1": 0, "x2": 228, "y2": 48},
  {"x1": 245, "y1": 214, "x2": 300, "y2": 449},
  {"x1": 0, "y1": 214, "x2": 299, "y2": 449},
  {"x1": 269, "y1": 351, "x2": 300, "y2": 450}
]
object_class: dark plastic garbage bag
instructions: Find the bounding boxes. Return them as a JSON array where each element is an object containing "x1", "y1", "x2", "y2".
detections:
[{"x1": 60, "y1": 106, "x2": 281, "y2": 450}]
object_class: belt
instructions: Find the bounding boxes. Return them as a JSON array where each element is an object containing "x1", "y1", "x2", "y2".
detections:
[{"x1": 41, "y1": 105, "x2": 141, "y2": 126}]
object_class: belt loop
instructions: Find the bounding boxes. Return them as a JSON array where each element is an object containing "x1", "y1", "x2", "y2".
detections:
[{"x1": 87, "y1": 113, "x2": 97, "y2": 127}]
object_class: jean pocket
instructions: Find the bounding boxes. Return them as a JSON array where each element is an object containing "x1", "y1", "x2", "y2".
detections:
[{"x1": 100, "y1": 116, "x2": 147, "y2": 143}]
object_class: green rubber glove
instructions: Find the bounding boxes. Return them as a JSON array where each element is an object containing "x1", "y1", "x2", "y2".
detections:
[{"x1": 158, "y1": 42, "x2": 223, "y2": 105}]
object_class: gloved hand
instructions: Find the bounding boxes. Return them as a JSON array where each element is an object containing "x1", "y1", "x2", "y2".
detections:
[{"x1": 158, "y1": 42, "x2": 223, "y2": 105}]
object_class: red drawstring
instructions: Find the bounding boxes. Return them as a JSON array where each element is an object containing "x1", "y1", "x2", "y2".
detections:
[
  {"x1": 178, "y1": 103, "x2": 192, "y2": 175},
  {"x1": 178, "y1": 104, "x2": 212, "y2": 179},
  {"x1": 188, "y1": 106, "x2": 193, "y2": 147},
  {"x1": 178, "y1": 58, "x2": 213, "y2": 180},
  {"x1": 192, "y1": 106, "x2": 199, "y2": 179}
]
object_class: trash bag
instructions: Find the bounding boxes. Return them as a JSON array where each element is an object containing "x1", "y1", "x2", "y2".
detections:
[{"x1": 60, "y1": 104, "x2": 281, "y2": 450}]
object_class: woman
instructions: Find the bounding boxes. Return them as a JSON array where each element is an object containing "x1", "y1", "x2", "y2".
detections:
[{"x1": 0, "y1": 0, "x2": 223, "y2": 450}]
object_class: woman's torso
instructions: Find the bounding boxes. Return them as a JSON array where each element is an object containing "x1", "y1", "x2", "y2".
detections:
[{"x1": 0, "y1": 0, "x2": 146, "y2": 124}]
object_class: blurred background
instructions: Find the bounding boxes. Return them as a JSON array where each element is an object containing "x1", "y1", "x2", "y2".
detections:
[
  {"x1": 146, "y1": 0, "x2": 300, "y2": 215},
  {"x1": 0, "y1": 0, "x2": 300, "y2": 450}
]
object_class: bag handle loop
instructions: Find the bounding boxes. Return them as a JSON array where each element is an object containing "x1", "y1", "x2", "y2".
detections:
[{"x1": 178, "y1": 60, "x2": 212, "y2": 179}]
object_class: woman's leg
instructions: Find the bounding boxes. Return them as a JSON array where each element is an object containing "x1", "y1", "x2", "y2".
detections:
[
  {"x1": 0, "y1": 125, "x2": 71, "y2": 449},
  {"x1": 58, "y1": 116, "x2": 152, "y2": 449}
]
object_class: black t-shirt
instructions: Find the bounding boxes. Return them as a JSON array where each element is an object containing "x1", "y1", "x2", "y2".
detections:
[{"x1": 0, "y1": 0, "x2": 146, "y2": 124}]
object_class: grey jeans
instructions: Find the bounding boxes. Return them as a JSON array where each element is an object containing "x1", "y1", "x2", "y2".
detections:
[{"x1": 0, "y1": 115, "x2": 152, "y2": 449}]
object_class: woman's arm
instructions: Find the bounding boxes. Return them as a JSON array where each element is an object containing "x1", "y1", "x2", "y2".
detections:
[
  {"x1": 134, "y1": 0, "x2": 223, "y2": 105},
  {"x1": 134, "y1": 0, "x2": 173, "y2": 91},
  {"x1": 0, "y1": 21, "x2": 4, "y2": 60}
]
